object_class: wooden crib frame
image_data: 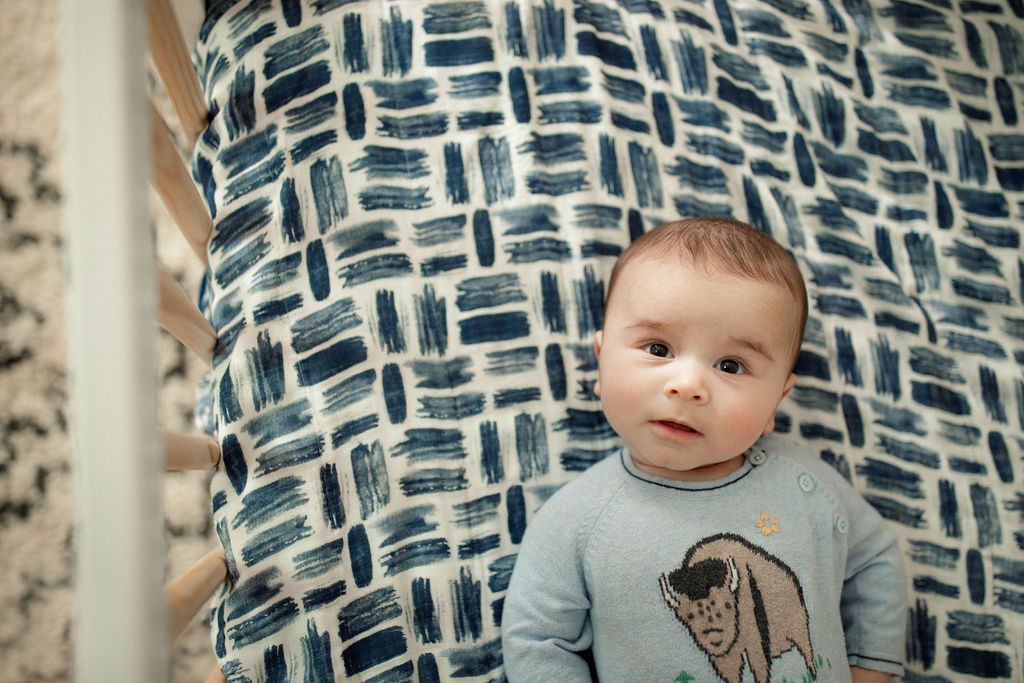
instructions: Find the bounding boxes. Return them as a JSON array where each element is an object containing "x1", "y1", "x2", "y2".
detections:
[{"x1": 63, "y1": 0, "x2": 223, "y2": 679}]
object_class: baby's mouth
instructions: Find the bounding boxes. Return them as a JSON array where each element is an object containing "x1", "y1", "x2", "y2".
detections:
[{"x1": 657, "y1": 420, "x2": 699, "y2": 434}]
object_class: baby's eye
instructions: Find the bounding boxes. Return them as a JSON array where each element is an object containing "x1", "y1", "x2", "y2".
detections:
[
  {"x1": 644, "y1": 343, "x2": 672, "y2": 358},
  {"x1": 715, "y1": 359, "x2": 745, "y2": 374}
]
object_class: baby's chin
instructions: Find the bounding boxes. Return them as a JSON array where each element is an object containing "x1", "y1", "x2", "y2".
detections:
[{"x1": 632, "y1": 454, "x2": 746, "y2": 482}]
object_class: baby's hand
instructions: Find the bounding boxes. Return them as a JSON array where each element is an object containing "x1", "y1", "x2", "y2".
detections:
[{"x1": 850, "y1": 666, "x2": 891, "y2": 683}]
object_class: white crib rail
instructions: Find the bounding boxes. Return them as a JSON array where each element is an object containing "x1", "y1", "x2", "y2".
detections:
[{"x1": 61, "y1": 0, "x2": 167, "y2": 679}]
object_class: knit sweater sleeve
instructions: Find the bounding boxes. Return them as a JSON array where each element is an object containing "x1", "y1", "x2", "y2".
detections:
[
  {"x1": 834, "y1": 471, "x2": 908, "y2": 675},
  {"x1": 501, "y1": 465, "x2": 616, "y2": 681},
  {"x1": 776, "y1": 435, "x2": 908, "y2": 676}
]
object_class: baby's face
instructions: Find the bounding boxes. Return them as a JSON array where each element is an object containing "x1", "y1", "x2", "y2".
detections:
[{"x1": 595, "y1": 255, "x2": 798, "y2": 481}]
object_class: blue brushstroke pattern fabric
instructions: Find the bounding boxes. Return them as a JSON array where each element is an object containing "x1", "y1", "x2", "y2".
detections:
[{"x1": 193, "y1": 1, "x2": 1024, "y2": 679}]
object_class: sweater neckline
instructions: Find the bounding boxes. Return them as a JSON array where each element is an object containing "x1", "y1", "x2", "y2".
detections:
[{"x1": 618, "y1": 447, "x2": 757, "y2": 492}]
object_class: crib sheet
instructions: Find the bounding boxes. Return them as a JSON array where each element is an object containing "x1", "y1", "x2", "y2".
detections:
[{"x1": 193, "y1": 0, "x2": 1023, "y2": 680}]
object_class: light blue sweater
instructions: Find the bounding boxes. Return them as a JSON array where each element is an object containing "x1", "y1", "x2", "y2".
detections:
[{"x1": 502, "y1": 434, "x2": 906, "y2": 682}]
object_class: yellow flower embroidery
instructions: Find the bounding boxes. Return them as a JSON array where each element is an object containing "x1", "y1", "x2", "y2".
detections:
[{"x1": 756, "y1": 512, "x2": 779, "y2": 535}]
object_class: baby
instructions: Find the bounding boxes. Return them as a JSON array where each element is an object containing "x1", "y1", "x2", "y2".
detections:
[{"x1": 502, "y1": 218, "x2": 906, "y2": 682}]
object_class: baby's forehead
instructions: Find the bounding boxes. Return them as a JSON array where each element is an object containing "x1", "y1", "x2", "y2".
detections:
[
  {"x1": 620, "y1": 249, "x2": 785, "y2": 294},
  {"x1": 615, "y1": 252, "x2": 803, "y2": 336}
]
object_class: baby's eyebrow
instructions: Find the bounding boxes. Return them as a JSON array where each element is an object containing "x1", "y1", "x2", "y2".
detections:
[
  {"x1": 625, "y1": 319, "x2": 667, "y2": 332},
  {"x1": 729, "y1": 336, "x2": 774, "y2": 361}
]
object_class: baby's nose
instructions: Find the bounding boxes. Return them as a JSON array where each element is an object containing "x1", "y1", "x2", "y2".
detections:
[{"x1": 665, "y1": 362, "x2": 709, "y2": 403}]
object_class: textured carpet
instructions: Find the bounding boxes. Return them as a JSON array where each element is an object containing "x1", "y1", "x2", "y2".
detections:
[{"x1": 0, "y1": 1, "x2": 216, "y2": 680}]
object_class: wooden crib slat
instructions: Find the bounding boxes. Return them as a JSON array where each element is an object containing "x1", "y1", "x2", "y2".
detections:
[
  {"x1": 163, "y1": 429, "x2": 220, "y2": 470},
  {"x1": 147, "y1": 0, "x2": 207, "y2": 146},
  {"x1": 165, "y1": 547, "x2": 228, "y2": 647},
  {"x1": 151, "y1": 101, "x2": 212, "y2": 262},
  {"x1": 158, "y1": 263, "x2": 217, "y2": 365}
]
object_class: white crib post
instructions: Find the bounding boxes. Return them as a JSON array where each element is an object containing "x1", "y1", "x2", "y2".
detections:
[{"x1": 61, "y1": 1, "x2": 167, "y2": 680}]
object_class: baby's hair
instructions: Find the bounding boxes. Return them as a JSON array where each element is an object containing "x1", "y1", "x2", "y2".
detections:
[{"x1": 605, "y1": 217, "x2": 808, "y2": 365}]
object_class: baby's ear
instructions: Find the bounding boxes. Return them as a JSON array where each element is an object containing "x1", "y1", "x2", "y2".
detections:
[
  {"x1": 782, "y1": 372, "x2": 796, "y2": 397},
  {"x1": 593, "y1": 331, "x2": 603, "y2": 397},
  {"x1": 764, "y1": 374, "x2": 798, "y2": 435}
]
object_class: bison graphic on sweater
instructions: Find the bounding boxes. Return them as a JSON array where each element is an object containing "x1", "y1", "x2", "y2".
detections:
[{"x1": 659, "y1": 533, "x2": 816, "y2": 683}]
